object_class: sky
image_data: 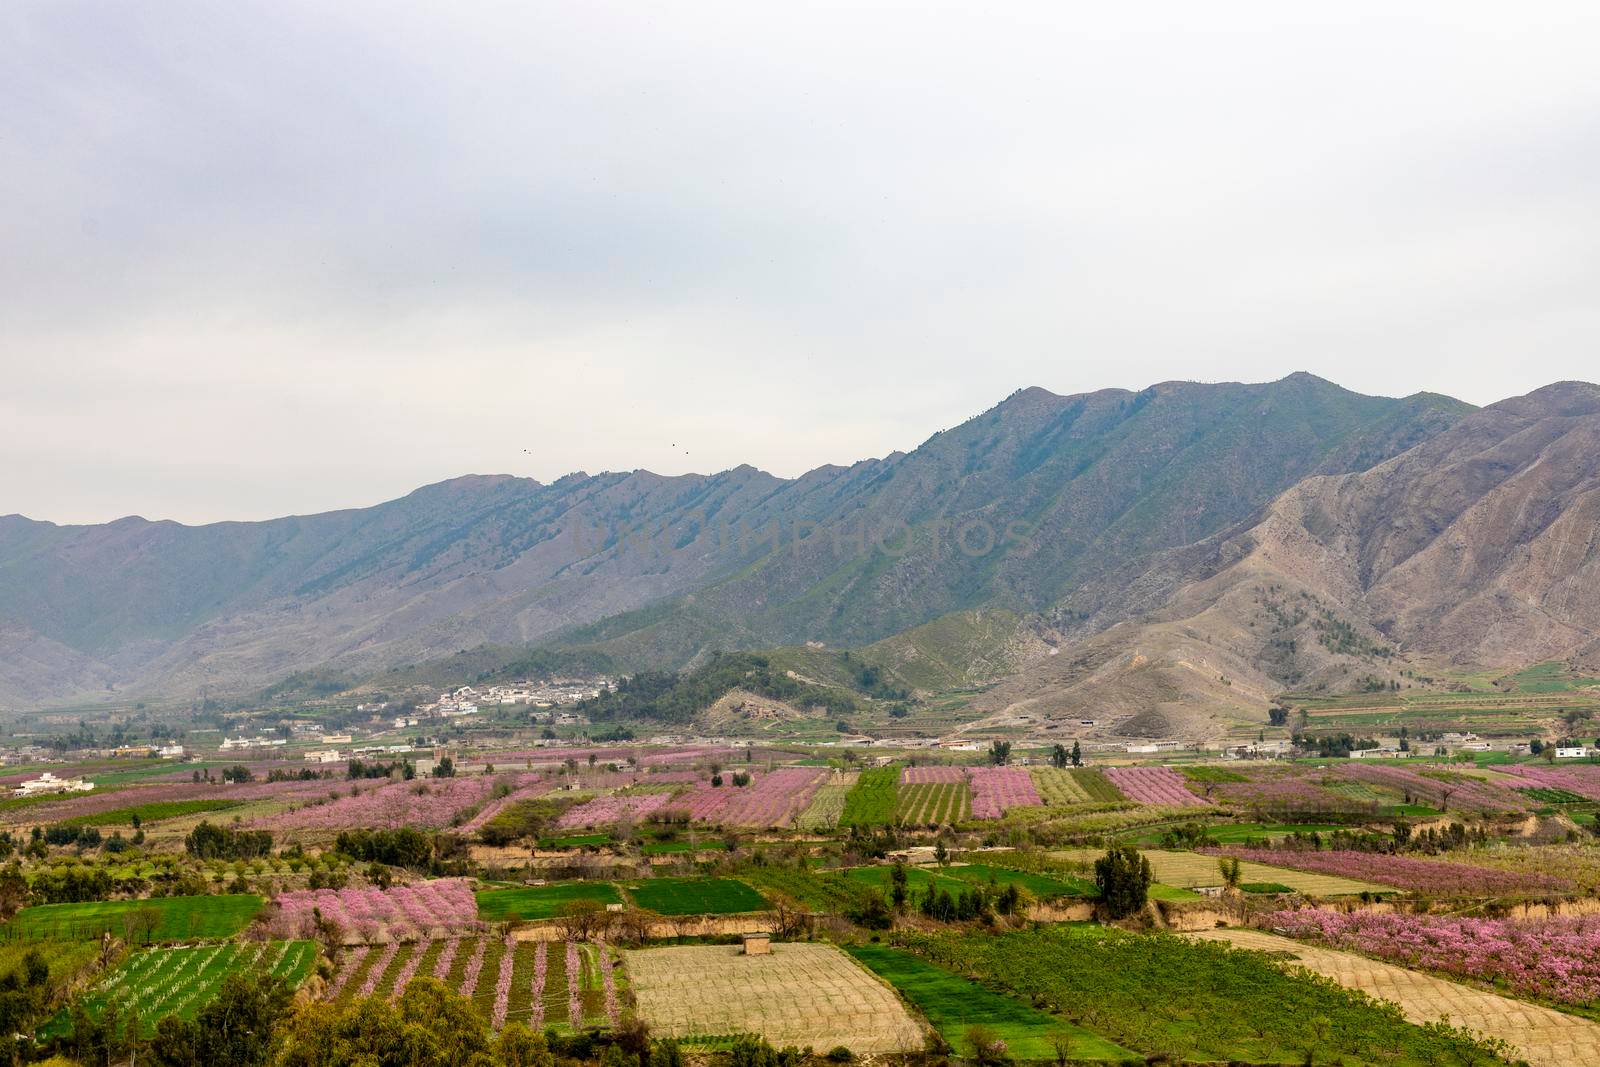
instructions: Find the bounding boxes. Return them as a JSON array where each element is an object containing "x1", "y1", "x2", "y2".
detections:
[{"x1": 4, "y1": 2, "x2": 1600, "y2": 526}]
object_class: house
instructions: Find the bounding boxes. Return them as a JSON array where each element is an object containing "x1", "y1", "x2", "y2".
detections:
[
  {"x1": 1556, "y1": 746, "x2": 1591, "y2": 759},
  {"x1": 1349, "y1": 748, "x2": 1408, "y2": 759},
  {"x1": 303, "y1": 749, "x2": 343, "y2": 764},
  {"x1": 157, "y1": 744, "x2": 185, "y2": 759},
  {"x1": 13, "y1": 772, "x2": 94, "y2": 797},
  {"x1": 1125, "y1": 744, "x2": 1159, "y2": 755},
  {"x1": 741, "y1": 932, "x2": 771, "y2": 956}
]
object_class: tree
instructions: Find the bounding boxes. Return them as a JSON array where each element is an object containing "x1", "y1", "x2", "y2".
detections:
[
  {"x1": 964, "y1": 1025, "x2": 1011, "y2": 1066},
  {"x1": 988, "y1": 740, "x2": 1012, "y2": 766},
  {"x1": 1050, "y1": 744, "x2": 1068, "y2": 769},
  {"x1": 1070, "y1": 741, "x2": 1082, "y2": 767},
  {"x1": 1093, "y1": 846, "x2": 1152, "y2": 919},
  {"x1": 146, "y1": 972, "x2": 293, "y2": 1067},
  {"x1": 1217, "y1": 856, "x2": 1242, "y2": 892},
  {"x1": 889, "y1": 861, "x2": 909, "y2": 912}
]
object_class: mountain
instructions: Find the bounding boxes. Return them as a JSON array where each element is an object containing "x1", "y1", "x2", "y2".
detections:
[
  {"x1": 966, "y1": 381, "x2": 1600, "y2": 739},
  {"x1": 0, "y1": 374, "x2": 1471, "y2": 709}
]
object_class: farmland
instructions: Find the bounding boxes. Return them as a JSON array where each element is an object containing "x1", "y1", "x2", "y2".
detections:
[
  {"x1": 842, "y1": 862, "x2": 1094, "y2": 902},
  {"x1": 838, "y1": 767, "x2": 899, "y2": 827},
  {"x1": 796, "y1": 770, "x2": 856, "y2": 830},
  {"x1": 4, "y1": 893, "x2": 264, "y2": 942},
  {"x1": 325, "y1": 936, "x2": 616, "y2": 1030},
  {"x1": 895, "y1": 781, "x2": 969, "y2": 825},
  {"x1": 1052, "y1": 849, "x2": 1389, "y2": 895},
  {"x1": 476, "y1": 882, "x2": 624, "y2": 921},
  {"x1": 40, "y1": 940, "x2": 316, "y2": 1038},
  {"x1": 626, "y1": 943, "x2": 924, "y2": 1053},
  {"x1": 848, "y1": 944, "x2": 1132, "y2": 1060},
  {"x1": 1027, "y1": 767, "x2": 1092, "y2": 805},
  {"x1": 1193, "y1": 928, "x2": 1600, "y2": 1067},
  {"x1": 624, "y1": 877, "x2": 768, "y2": 916},
  {"x1": 269, "y1": 879, "x2": 483, "y2": 941},
  {"x1": 897, "y1": 926, "x2": 1512, "y2": 1065}
]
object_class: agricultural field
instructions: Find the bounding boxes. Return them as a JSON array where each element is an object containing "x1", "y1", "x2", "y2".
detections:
[
  {"x1": 1266, "y1": 908, "x2": 1600, "y2": 1007},
  {"x1": 796, "y1": 771, "x2": 856, "y2": 830},
  {"x1": 1213, "y1": 848, "x2": 1571, "y2": 895},
  {"x1": 842, "y1": 862, "x2": 1094, "y2": 901},
  {"x1": 1103, "y1": 767, "x2": 1208, "y2": 807},
  {"x1": 476, "y1": 882, "x2": 624, "y2": 922},
  {"x1": 895, "y1": 782, "x2": 970, "y2": 825},
  {"x1": 1027, "y1": 767, "x2": 1092, "y2": 805},
  {"x1": 3, "y1": 893, "x2": 264, "y2": 942},
  {"x1": 848, "y1": 944, "x2": 1132, "y2": 1060},
  {"x1": 626, "y1": 942, "x2": 923, "y2": 1054},
  {"x1": 624, "y1": 877, "x2": 768, "y2": 916},
  {"x1": 40, "y1": 940, "x2": 316, "y2": 1038},
  {"x1": 1051, "y1": 849, "x2": 1387, "y2": 896},
  {"x1": 56, "y1": 798, "x2": 245, "y2": 827},
  {"x1": 1193, "y1": 928, "x2": 1600, "y2": 1067},
  {"x1": 967, "y1": 767, "x2": 1041, "y2": 818},
  {"x1": 268, "y1": 879, "x2": 482, "y2": 942},
  {"x1": 898, "y1": 926, "x2": 1513, "y2": 1065},
  {"x1": 326, "y1": 936, "x2": 618, "y2": 1030},
  {"x1": 838, "y1": 767, "x2": 899, "y2": 828}
]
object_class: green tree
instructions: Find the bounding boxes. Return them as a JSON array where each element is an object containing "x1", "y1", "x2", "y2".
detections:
[
  {"x1": 988, "y1": 740, "x2": 1012, "y2": 766},
  {"x1": 1050, "y1": 744, "x2": 1068, "y2": 769},
  {"x1": 1093, "y1": 845, "x2": 1152, "y2": 919},
  {"x1": 1070, "y1": 741, "x2": 1082, "y2": 767},
  {"x1": 146, "y1": 972, "x2": 293, "y2": 1067}
]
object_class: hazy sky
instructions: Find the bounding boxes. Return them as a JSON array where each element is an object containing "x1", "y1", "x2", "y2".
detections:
[{"x1": 5, "y1": 2, "x2": 1600, "y2": 525}]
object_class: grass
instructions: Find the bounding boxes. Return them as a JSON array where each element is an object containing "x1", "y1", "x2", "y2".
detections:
[
  {"x1": 1147, "y1": 883, "x2": 1204, "y2": 902},
  {"x1": 624, "y1": 877, "x2": 768, "y2": 916},
  {"x1": 3, "y1": 894, "x2": 264, "y2": 942},
  {"x1": 1199, "y1": 822, "x2": 1350, "y2": 844},
  {"x1": 847, "y1": 944, "x2": 1134, "y2": 1061},
  {"x1": 57, "y1": 798, "x2": 245, "y2": 827},
  {"x1": 839, "y1": 767, "x2": 899, "y2": 828},
  {"x1": 1070, "y1": 768, "x2": 1125, "y2": 802},
  {"x1": 475, "y1": 882, "x2": 624, "y2": 921}
]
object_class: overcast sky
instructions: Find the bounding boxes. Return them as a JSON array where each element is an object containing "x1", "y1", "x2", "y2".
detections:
[{"x1": 4, "y1": 2, "x2": 1599, "y2": 525}]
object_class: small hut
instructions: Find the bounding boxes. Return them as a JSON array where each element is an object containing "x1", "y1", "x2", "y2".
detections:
[{"x1": 741, "y1": 932, "x2": 771, "y2": 956}]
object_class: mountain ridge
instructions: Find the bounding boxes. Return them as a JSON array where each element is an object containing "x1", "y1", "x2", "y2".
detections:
[{"x1": 1, "y1": 373, "x2": 1562, "y2": 718}]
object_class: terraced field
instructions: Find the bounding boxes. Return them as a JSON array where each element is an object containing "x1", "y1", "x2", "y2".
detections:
[
  {"x1": 896, "y1": 782, "x2": 970, "y2": 825},
  {"x1": 1191, "y1": 929, "x2": 1600, "y2": 1067},
  {"x1": 626, "y1": 942, "x2": 923, "y2": 1053}
]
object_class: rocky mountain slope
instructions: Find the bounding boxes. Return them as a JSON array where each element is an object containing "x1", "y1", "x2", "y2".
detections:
[
  {"x1": 0, "y1": 374, "x2": 1468, "y2": 708},
  {"x1": 970, "y1": 382, "x2": 1600, "y2": 739}
]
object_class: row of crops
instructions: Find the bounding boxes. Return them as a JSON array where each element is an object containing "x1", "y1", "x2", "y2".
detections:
[
  {"x1": 38, "y1": 939, "x2": 317, "y2": 1038},
  {"x1": 326, "y1": 935, "x2": 620, "y2": 1031}
]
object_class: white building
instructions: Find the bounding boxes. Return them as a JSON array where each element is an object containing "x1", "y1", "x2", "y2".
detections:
[
  {"x1": 304, "y1": 749, "x2": 343, "y2": 764},
  {"x1": 1556, "y1": 746, "x2": 1591, "y2": 759},
  {"x1": 13, "y1": 772, "x2": 94, "y2": 797},
  {"x1": 157, "y1": 744, "x2": 185, "y2": 759}
]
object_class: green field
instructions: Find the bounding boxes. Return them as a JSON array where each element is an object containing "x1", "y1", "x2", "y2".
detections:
[
  {"x1": 475, "y1": 882, "x2": 624, "y2": 921},
  {"x1": 839, "y1": 767, "x2": 899, "y2": 828},
  {"x1": 39, "y1": 940, "x2": 316, "y2": 1038},
  {"x1": 58, "y1": 798, "x2": 245, "y2": 827},
  {"x1": 895, "y1": 782, "x2": 970, "y2": 825},
  {"x1": 1070, "y1": 768, "x2": 1126, "y2": 802},
  {"x1": 625, "y1": 877, "x2": 768, "y2": 916},
  {"x1": 847, "y1": 944, "x2": 1133, "y2": 1061},
  {"x1": 3, "y1": 894, "x2": 264, "y2": 942},
  {"x1": 843, "y1": 862, "x2": 1094, "y2": 902},
  {"x1": 896, "y1": 926, "x2": 1510, "y2": 1065}
]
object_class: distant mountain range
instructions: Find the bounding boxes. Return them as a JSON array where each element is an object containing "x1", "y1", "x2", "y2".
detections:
[{"x1": 4, "y1": 373, "x2": 1597, "y2": 737}]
